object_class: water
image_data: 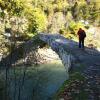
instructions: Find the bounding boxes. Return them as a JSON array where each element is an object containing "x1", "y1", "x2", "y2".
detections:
[{"x1": 1, "y1": 61, "x2": 68, "y2": 100}]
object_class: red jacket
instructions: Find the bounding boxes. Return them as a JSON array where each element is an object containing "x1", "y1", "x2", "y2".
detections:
[{"x1": 77, "y1": 29, "x2": 86, "y2": 39}]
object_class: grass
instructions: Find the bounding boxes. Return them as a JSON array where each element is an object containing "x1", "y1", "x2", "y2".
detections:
[
  {"x1": 70, "y1": 63, "x2": 87, "y2": 73},
  {"x1": 53, "y1": 64, "x2": 89, "y2": 100},
  {"x1": 71, "y1": 90, "x2": 88, "y2": 100},
  {"x1": 54, "y1": 72, "x2": 88, "y2": 100}
]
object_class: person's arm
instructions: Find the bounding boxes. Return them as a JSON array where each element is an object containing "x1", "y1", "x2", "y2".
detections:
[{"x1": 77, "y1": 30, "x2": 80, "y2": 36}]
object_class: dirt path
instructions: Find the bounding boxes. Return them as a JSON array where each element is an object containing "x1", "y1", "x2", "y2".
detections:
[
  {"x1": 78, "y1": 48, "x2": 100, "y2": 100},
  {"x1": 83, "y1": 65, "x2": 100, "y2": 100},
  {"x1": 66, "y1": 45, "x2": 100, "y2": 100}
]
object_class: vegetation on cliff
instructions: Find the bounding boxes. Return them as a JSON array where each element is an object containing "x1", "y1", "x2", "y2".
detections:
[{"x1": 0, "y1": 0, "x2": 100, "y2": 54}]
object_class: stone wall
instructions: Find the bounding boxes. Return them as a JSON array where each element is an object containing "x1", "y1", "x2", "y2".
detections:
[{"x1": 39, "y1": 33, "x2": 75, "y2": 74}]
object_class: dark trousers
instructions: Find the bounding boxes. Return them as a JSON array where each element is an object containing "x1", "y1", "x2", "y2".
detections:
[{"x1": 79, "y1": 38, "x2": 84, "y2": 48}]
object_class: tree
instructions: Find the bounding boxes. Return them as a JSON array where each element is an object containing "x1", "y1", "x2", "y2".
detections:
[
  {"x1": 25, "y1": 8, "x2": 47, "y2": 36},
  {"x1": 71, "y1": 2, "x2": 79, "y2": 21}
]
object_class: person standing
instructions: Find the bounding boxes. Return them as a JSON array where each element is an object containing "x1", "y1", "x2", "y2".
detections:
[{"x1": 77, "y1": 28, "x2": 86, "y2": 49}]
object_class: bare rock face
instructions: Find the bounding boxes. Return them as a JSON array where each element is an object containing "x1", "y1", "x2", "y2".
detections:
[
  {"x1": 14, "y1": 47, "x2": 61, "y2": 66},
  {"x1": 37, "y1": 48, "x2": 61, "y2": 63}
]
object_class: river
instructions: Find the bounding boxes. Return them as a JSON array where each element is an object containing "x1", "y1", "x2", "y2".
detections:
[{"x1": 1, "y1": 61, "x2": 68, "y2": 100}]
